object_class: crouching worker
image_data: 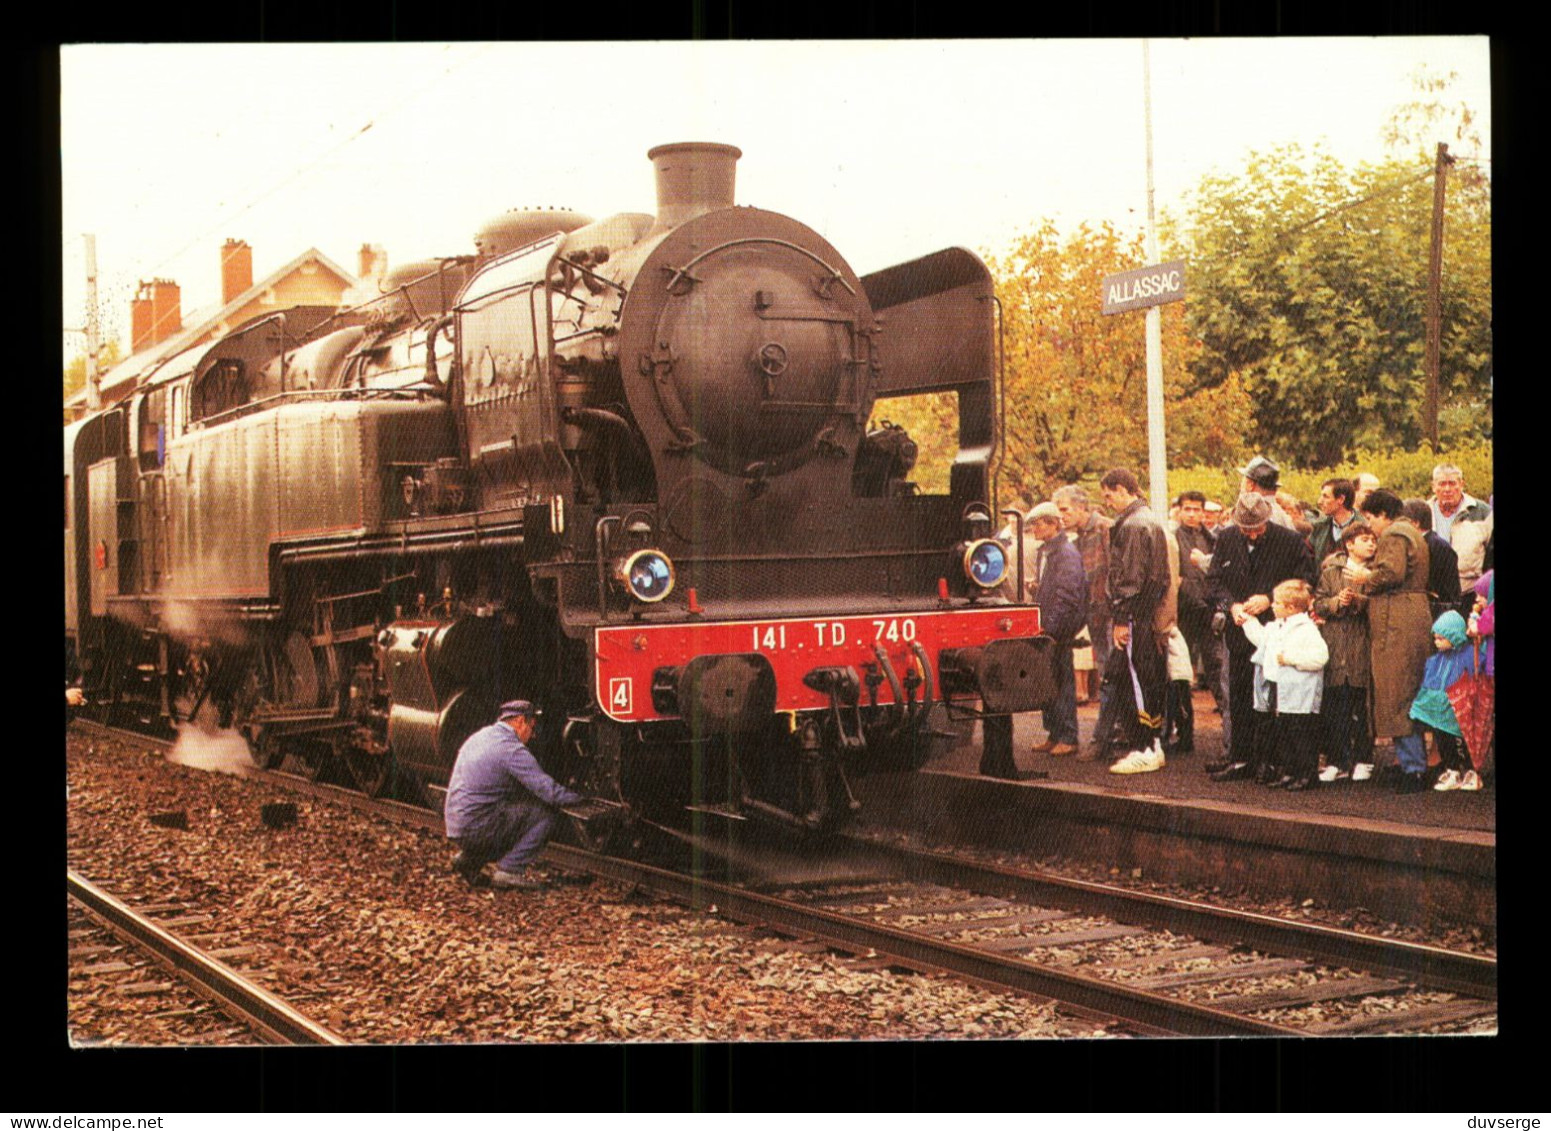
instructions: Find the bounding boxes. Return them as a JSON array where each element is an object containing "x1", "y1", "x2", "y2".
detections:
[{"x1": 444, "y1": 700, "x2": 583, "y2": 891}]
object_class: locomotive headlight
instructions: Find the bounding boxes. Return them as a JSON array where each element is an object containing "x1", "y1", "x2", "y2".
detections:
[
  {"x1": 963, "y1": 539, "x2": 1008, "y2": 589},
  {"x1": 618, "y1": 549, "x2": 676, "y2": 603}
]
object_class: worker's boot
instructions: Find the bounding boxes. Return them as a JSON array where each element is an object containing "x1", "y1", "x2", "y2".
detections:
[
  {"x1": 491, "y1": 867, "x2": 544, "y2": 891},
  {"x1": 452, "y1": 850, "x2": 489, "y2": 888}
]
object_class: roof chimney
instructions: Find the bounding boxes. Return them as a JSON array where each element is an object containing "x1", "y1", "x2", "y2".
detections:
[
  {"x1": 358, "y1": 243, "x2": 387, "y2": 283},
  {"x1": 221, "y1": 239, "x2": 253, "y2": 305},
  {"x1": 131, "y1": 283, "x2": 154, "y2": 353},
  {"x1": 149, "y1": 279, "x2": 181, "y2": 347},
  {"x1": 647, "y1": 142, "x2": 741, "y2": 236}
]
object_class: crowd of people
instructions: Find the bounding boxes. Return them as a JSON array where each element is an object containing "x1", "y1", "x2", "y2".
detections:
[{"x1": 1003, "y1": 459, "x2": 1495, "y2": 795}]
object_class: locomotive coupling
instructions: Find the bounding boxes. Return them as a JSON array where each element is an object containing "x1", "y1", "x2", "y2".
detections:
[
  {"x1": 649, "y1": 653, "x2": 777, "y2": 733},
  {"x1": 939, "y1": 637, "x2": 1058, "y2": 715}
]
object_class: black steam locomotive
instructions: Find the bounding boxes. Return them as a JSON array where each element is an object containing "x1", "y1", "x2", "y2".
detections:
[{"x1": 65, "y1": 142, "x2": 1052, "y2": 833}]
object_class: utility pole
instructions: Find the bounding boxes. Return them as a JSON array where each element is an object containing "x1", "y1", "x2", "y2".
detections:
[
  {"x1": 1424, "y1": 142, "x2": 1453, "y2": 450},
  {"x1": 1141, "y1": 40, "x2": 1167, "y2": 518},
  {"x1": 84, "y1": 233, "x2": 102, "y2": 412}
]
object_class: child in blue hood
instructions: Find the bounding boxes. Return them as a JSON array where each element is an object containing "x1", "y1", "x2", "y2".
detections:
[{"x1": 1406, "y1": 610, "x2": 1483, "y2": 791}]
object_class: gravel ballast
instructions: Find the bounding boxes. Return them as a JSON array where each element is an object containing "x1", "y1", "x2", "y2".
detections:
[{"x1": 66, "y1": 728, "x2": 1106, "y2": 1045}]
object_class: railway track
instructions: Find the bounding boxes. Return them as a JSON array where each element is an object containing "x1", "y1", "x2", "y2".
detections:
[
  {"x1": 72, "y1": 719, "x2": 1498, "y2": 1038},
  {"x1": 67, "y1": 870, "x2": 345, "y2": 1046}
]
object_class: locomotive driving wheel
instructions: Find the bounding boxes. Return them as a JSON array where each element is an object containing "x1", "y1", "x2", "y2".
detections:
[
  {"x1": 286, "y1": 737, "x2": 337, "y2": 782},
  {"x1": 343, "y1": 749, "x2": 394, "y2": 797},
  {"x1": 244, "y1": 725, "x2": 286, "y2": 771}
]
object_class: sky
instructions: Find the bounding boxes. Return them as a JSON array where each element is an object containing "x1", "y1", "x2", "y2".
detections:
[{"x1": 60, "y1": 38, "x2": 1491, "y2": 358}]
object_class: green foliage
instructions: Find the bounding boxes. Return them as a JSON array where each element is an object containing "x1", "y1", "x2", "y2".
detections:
[
  {"x1": 1165, "y1": 438, "x2": 1493, "y2": 511},
  {"x1": 62, "y1": 341, "x2": 122, "y2": 418},
  {"x1": 1165, "y1": 141, "x2": 1491, "y2": 467}
]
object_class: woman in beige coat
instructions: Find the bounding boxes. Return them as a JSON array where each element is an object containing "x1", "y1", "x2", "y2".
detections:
[{"x1": 1357, "y1": 489, "x2": 1434, "y2": 792}]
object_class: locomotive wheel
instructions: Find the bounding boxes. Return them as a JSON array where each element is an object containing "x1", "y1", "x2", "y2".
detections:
[
  {"x1": 286, "y1": 741, "x2": 334, "y2": 782},
  {"x1": 344, "y1": 750, "x2": 393, "y2": 797},
  {"x1": 244, "y1": 726, "x2": 286, "y2": 771}
]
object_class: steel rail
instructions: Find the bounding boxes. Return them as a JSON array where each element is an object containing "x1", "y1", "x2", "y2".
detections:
[
  {"x1": 843, "y1": 838, "x2": 1498, "y2": 1001},
  {"x1": 68, "y1": 732, "x2": 1271, "y2": 1036},
  {"x1": 539, "y1": 844, "x2": 1297, "y2": 1037},
  {"x1": 75, "y1": 720, "x2": 1492, "y2": 1031},
  {"x1": 66, "y1": 871, "x2": 347, "y2": 1046}
]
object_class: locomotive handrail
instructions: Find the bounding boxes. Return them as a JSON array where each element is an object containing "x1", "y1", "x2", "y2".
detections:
[
  {"x1": 190, "y1": 385, "x2": 435, "y2": 430},
  {"x1": 992, "y1": 293, "x2": 1005, "y2": 511},
  {"x1": 594, "y1": 515, "x2": 623, "y2": 619},
  {"x1": 661, "y1": 238, "x2": 857, "y2": 297},
  {"x1": 1001, "y1": 507, "x2": 1026, "y2": 604}
]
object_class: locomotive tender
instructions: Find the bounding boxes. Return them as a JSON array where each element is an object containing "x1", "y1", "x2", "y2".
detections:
[{"x1": 65, "y1": 142, "x2": 1053, "y2": 832}]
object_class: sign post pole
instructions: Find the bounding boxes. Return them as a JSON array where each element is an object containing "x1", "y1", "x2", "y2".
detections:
[{"x1": 1142, "y1": 39, "x2": 1167, "y2": 520}]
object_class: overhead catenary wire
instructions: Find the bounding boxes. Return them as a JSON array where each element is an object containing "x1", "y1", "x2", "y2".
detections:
[{"x1": 63, "y1": 45, "x2": 497, "y2": 349}]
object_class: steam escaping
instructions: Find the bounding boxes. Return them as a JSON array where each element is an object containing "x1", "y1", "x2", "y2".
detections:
[{"x1": 167, "y1": 718, "x2": 257, "y2": 777}]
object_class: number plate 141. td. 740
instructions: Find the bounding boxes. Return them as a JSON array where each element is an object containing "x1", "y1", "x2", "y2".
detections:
[{"x1": 593, "y1": 606, "x2": 1042, "y2": 722}]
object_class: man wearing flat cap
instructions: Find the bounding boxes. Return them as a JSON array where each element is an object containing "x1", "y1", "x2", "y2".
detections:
[
  {"x1": 1024, "y1": 501, "x2": 1088, "y2": 761},
  {"x1": 1204, "y1": 492, "x2": 1315, "y2": 782},
  {"x1": 1237, "y1": 457, "x2": 1297, "y2": 531},
  {"x1": 444, "y1": 700, "x2": 584, "y2": 890}
]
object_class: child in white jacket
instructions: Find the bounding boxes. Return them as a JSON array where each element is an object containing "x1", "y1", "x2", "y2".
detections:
[{"x1": 1237, "y1": 579, "x2": 1330, "y2": 790}]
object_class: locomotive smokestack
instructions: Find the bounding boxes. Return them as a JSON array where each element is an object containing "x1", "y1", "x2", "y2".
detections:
[{"x1": 647, "y1": 142, "x2": 742, "y2": 235}]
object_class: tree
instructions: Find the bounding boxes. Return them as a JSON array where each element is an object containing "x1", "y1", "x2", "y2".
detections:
[
  {"x1": 1383, "y1": 64, "x2": 1488, "y2": 186},
  {"x1": 63, "y1": 340, "x2": 122, "y2": 416},
  {"x1": 1166, "y1": 140, "x2": 1491, "y2": 466},
  {"x1": 881, "y1": 221, "x2": 1249, "y2": 507},
  {"x1": 983, "y1": 220, "x2": 1245, "y2": 507}
]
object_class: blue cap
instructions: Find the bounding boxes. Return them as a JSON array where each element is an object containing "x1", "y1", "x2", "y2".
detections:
[{"x1": 497, "y1": 699, "x2": 539, "y2": 721}]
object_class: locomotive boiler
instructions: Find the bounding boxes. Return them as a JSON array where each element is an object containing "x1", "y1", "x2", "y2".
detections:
[{"x1": 65, "y1": 142, "x2": 1055, "y2": 834}]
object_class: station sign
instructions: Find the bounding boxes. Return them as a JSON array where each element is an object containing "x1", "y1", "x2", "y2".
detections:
[{"x1": 1101, "y1": 259, "x2": 1186, "y2": 315}]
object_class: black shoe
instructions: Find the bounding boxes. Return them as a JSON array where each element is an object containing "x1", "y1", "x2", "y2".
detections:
[
  {"x1": 1283, "y1": 775, "x2": 1318, "y2": 792},
  {"x1": 1209, "y1": 763, "x2": 1252, "y2": 782},
  {"x1": 1255, "y1": 764, "x2": 1281, "y2": 785},
  {"x1": 1204, "y1": 759, "x2": 1232, "y2": 774},
  {"x1": 1394, "y1": 772, "x2": 1427, "y2": 795},
  {"x1": 1267, "y1": 774, "x2": 1296, "y2": 789},
  {"x1": 452, "y1": 850, "x2": 488, "y2": 886}
]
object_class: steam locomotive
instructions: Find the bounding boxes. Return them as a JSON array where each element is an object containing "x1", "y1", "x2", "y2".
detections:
[{"x1": 65, "y1": 142, "x2": 1053, "y2": 834}]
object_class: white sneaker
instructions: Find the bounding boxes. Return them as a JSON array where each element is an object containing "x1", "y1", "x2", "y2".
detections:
[
  {"x1": 1351, "y1": 763, "x2": 1374, "y2": 782},
  {"x1": 1318, "y1": 765, "x2": 1349, "y2": 783},
  {"x1": 1110, "y1": 746, "x2": 1166, "y2": 774},
  {"x1": 1459, "y1": 770, "x2": 1483, "y2": 791},
  {"x1": 1433, "y1": 769, "x2": 1462, "y2": 792}
]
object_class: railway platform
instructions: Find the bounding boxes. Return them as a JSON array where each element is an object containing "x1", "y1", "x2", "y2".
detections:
[{"x1": 855, "y1": 690, "x2": 1495, "y2": 929}]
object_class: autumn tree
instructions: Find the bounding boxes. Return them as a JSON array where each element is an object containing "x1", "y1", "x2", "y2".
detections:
[
  {"x1": 1165, "y1": 138, "x2": 1491, "y2": 467},
  {"x1": 983, "y1": 220, "x2": 1247, "y2": 508},
  {"x1": 62, "y1": 340, "x2": 122, "y2": 422}
]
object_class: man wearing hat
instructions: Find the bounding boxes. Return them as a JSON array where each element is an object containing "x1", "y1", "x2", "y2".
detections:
[
  {"x1": 1237, "y1": 457, "x2": 1296, "y2": 530},
  {"x1": 1204, "y1": 492, "x2": 1316, "y2": 782},
  {"x1": 444, "y1": 700, "x2": 584, "y2": 890},
  {"x1": 1023, "y1": 501, "x2": 1088, "y2": 761}
]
